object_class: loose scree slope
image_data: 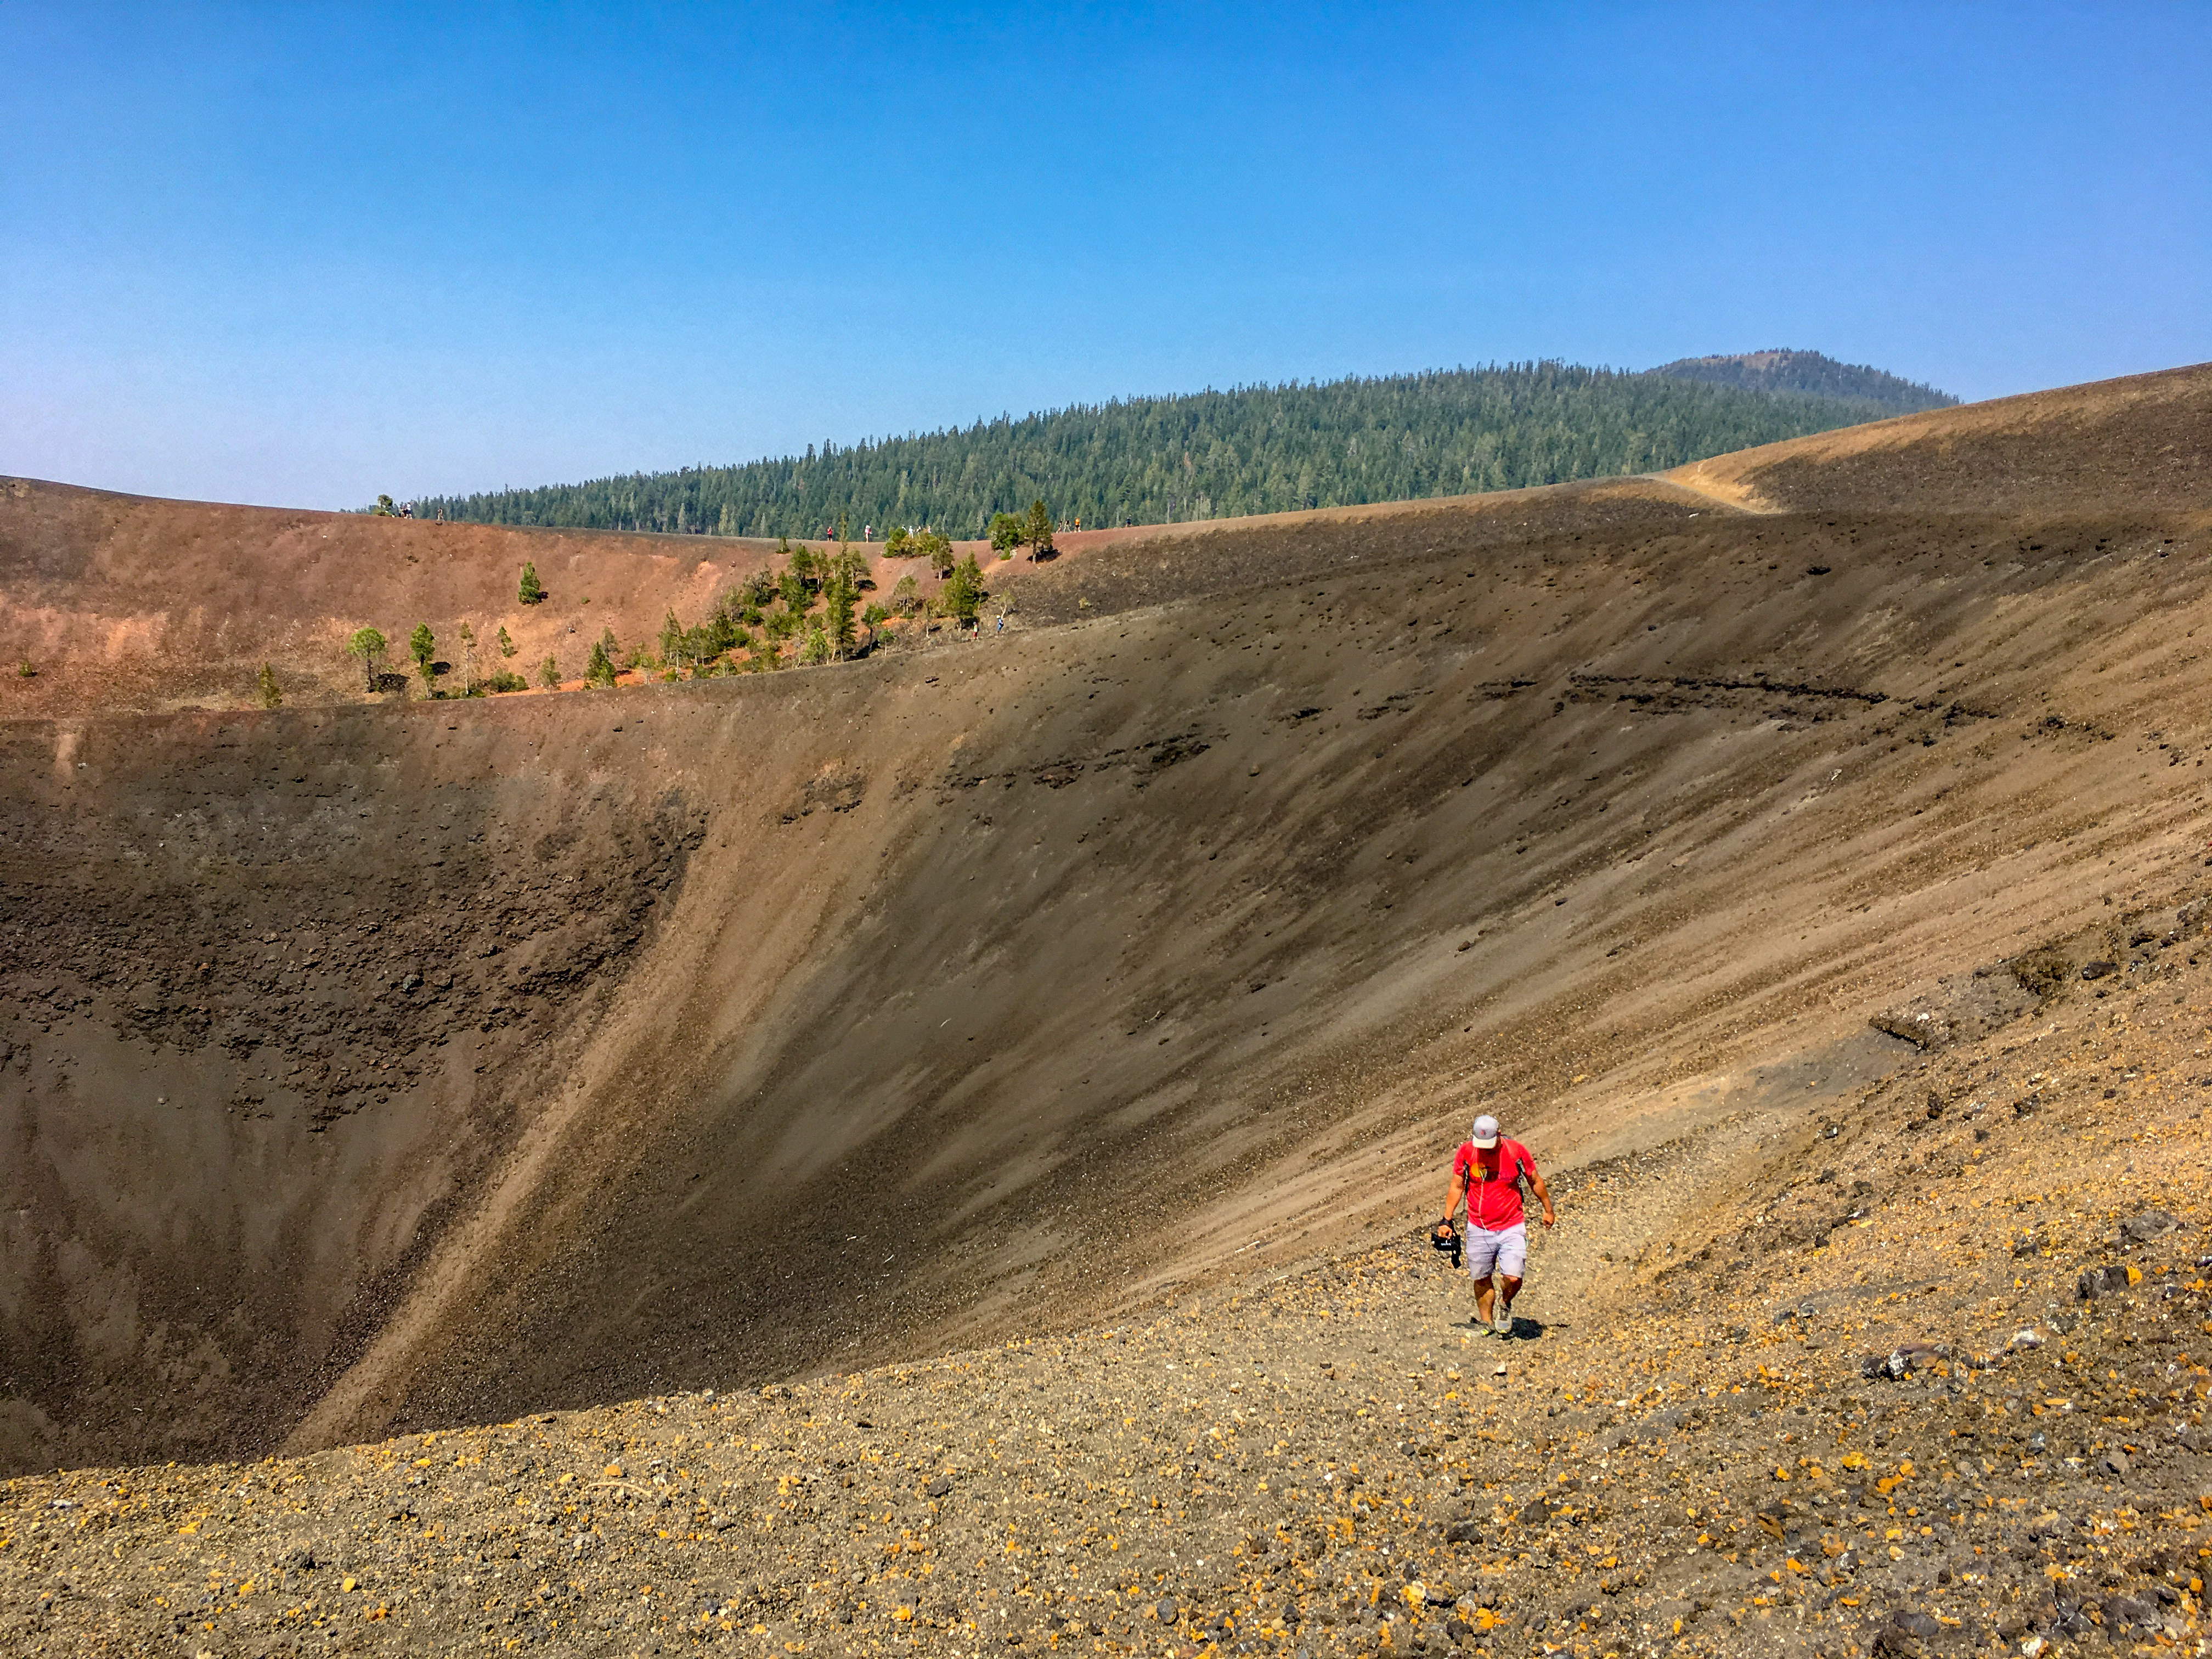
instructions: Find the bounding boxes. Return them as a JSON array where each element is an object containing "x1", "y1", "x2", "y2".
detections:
[{"x1": 0, "y1": 365, "x2": 2208, "y2": 1493}]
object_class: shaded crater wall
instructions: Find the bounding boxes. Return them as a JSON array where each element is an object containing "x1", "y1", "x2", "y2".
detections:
[{"x1": 0, "y1": 701, "x2": 704, "y2": 1474}]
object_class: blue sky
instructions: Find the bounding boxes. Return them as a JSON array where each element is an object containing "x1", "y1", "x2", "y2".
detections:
[{"x1": 4, "y1": 2, "x2": 2207, "y2": 508}]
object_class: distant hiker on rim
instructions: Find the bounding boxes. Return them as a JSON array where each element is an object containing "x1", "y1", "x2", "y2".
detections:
[{"x1": 1436, "y1": 1114, "x2": 1555, "y2": 1336}]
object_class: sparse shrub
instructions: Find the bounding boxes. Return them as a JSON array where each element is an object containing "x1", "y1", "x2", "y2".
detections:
[
  {"x1": 889, "y1": 575, "x2": 921, "y2": 616},
  {"x1": 487, "y1": 669, "x2": 529, "y2": 693},
  {"x1": 799, "y1": 624, "x2": 830, "y2": 665},
  {"x1": 884, "y1": 524, "x2": 911, "y2": 557},
  {"x1": 17, "y1": 661, "x2": 36, "y2": 679},
  {"x1": 989, "y1": 511, "x2": 1023, "y2": 560},
  {"x1": 256, "y1": 663, "x2": 281, "y2": 708},
  {"x1": 496, "y1": 625, "x2": 517, "y2": 658},
  {"x1": 538, "y1": 654, "x2": 562, "y2": 690},
  {"x1": 371, "y1": 494, "x2": 398, "y2": 517}
]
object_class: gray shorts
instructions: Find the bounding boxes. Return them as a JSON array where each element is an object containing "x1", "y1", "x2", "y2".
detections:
[{"x1": 1464, "y1": 1223, "x2": 1528, "y2": 1282}]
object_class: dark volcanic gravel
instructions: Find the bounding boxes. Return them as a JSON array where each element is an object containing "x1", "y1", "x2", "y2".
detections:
[{"x1": 4, "y1": 941, "x2": 2208, "y2": 1657}]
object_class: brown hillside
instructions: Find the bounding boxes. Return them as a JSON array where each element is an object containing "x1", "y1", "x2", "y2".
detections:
[
  {"x1": 1666, "y1": 361, "x2": 2212, "y2": 514},
  {"x1": 0, "y1": 483, "x2": 822, "y2": 717},
  {"x1": 1, "y1": 365, "x2": 2210, "y2": 1498}
]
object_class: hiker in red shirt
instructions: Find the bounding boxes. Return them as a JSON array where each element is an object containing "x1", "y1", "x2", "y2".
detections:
[{"x1": 1436, "y1": 1114, "x2": 1556, "y2": 1337}]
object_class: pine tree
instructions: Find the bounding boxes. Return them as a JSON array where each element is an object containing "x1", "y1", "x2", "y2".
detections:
[
  {"x1": 457, "y1": 621, "x2": 478, "y2": 695},
  {"x1": 777, "y1": 563, "x2": 811, "y2": 614},
  {"x1": 347, "y1": 627, "x2": 387, "y2": 692},
  {"x1": 585, "y1": 637, "x2": 616, "y2": 688},
  {"x1": 518, "y1": 562, "x2": 544, "y2": 605},
  {"x1": 497, "y1": 625, "x2": 517, "y2": 658},
  {"x1": 409, "y1": 623, "x2": 437, "y2": 693},
  {"x1": 925, "y1": 532, "x2": 955, "y2": 577},
  {"x1": 257, "y1": 663, "x2": 281, "y2": 708},
  {"x1": 946, "y1": 555, "x2": 985, "y2": 627},
  {"x1": 884, "y1": 524, "x2": 911, "y2": 557},
  {"x1": 989, "y1": 512, "x2": 1023, "y2": 560},
  {"x1": 538, "y1": 654, "x2": 562, "y2": 690},
  {"x1": 371, "y1": 494, "x2": 398, "y2": 517},
  {"x1": 658, "y1": 610, "x2": 684, "y2": 671},
  {"x1": 823, "y1": 571, "x2": 857, "y2": 658},
  {"x1": 1023, "y1": 498, "x2": 1055, "y2": 562}
]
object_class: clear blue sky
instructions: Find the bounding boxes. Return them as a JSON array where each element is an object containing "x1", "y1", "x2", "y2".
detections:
[{"x1": 4, "y1": 2, "x2": 2207, "y2": 509}]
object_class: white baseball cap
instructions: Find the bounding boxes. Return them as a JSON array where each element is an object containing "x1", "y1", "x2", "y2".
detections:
[{"x1": 1471, "y1": 1114, "x2": 1500, "y2": 1149}]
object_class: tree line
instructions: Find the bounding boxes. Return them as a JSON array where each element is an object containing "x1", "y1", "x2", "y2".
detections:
[{"x1": 405, "y1": 359, "x2": 1938, "y2": 540}]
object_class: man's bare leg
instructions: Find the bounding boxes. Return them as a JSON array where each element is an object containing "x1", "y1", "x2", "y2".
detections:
[
  {"x1": 1497, "y1": 1274, "x2": 1523, "y2": 1318},
  {"x1": 1474, "y1": 1278, "x2": 1496, "y2": 1325}
]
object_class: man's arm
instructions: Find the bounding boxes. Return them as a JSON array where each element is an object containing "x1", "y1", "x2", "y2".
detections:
[
  {"x1": 1526, "y1": 1167, "x2": 1557, "y2": 1229},
  {"x1": 1438, "y1": 1167, "x2": 1466, "y2": 1230}
]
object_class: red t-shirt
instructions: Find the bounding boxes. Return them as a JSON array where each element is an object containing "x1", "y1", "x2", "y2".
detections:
[{"x1": 1454, "y1": 1138, "x2": 1537, "y2": 1231}]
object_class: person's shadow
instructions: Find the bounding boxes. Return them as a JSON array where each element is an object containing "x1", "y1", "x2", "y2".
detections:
[{"x1": 1502, "y1": 1314, "x2": 1556, "y2": 1340}]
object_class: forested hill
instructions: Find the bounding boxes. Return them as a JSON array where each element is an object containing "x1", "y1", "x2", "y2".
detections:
[
  {"x1": 410, "y1": 356, "x2": 1951, "y2": 540},
  {"x1": 1646, "y1": 349, "x2": 1957, "y2": 413}
]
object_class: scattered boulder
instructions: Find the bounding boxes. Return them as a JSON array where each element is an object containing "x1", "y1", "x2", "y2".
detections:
[
  {"x1": 2121, "y1": 1209, "x2": 2180, "y2": 1244},
  {"x1": 1870, "y1": 969, "x2": 2036, "y2": 1049},
  {"x1": 2078, "y1": 1263, "x2": 2138, "y2": 1299},
  {"x1": 1861, "y1": 1340, "x2": 1948, "y2": 1380}
]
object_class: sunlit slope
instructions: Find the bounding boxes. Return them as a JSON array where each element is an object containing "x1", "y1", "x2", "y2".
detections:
[
  {"x1": 2, "y1": 365, "x2": 2209, "y2": 1479},
  {"x1": 1666, "y1": 360, "x2": 2212, "y2": 513},
  {"x1": 0, "y1": 479, "x2": 790, "y2": 715}
]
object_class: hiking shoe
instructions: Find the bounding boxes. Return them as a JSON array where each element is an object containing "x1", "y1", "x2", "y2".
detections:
[
  {"x1": 1468, "y1": 1317, "x2": 1491, "y2": 1335},
  {"x1": 1492, "y1": 1299, "x2": 1514, "y2": 1336}
]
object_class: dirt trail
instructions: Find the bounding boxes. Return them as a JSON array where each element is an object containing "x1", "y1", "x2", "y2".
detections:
[{"x1": 1637, "y1": 472, "x2": 1776, "y2": 516}]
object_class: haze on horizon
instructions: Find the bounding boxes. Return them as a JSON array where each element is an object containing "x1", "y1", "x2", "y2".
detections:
[{"x1": 3, "y1": 0, "x2": 2208, "y2": 511}]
